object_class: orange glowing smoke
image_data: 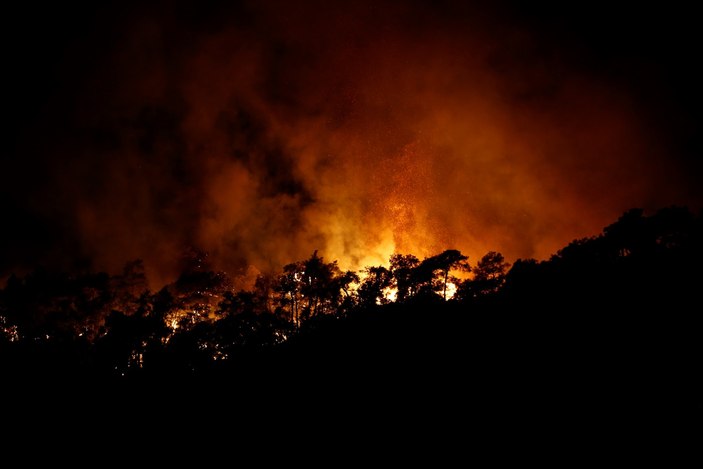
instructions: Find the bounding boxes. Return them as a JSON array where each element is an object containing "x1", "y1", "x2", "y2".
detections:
[{"x1": 16, "y1": 1, "x2": 699, "y2": 288}]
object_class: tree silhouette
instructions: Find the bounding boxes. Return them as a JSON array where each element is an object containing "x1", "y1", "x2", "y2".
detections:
[
  {"x1": 96, "y1": 297, "x2": 169, "y2": 377},
  {"x1": 167, "y1": 251, "x2": 232, "y2": 331},
  {"x1": 110, "y1": 259, "x2": 149, "y2": 316},
  {"x1": 358, "y1": 266, "x2": 393, "y2": 306},
  {"x1": 500, "y1": 257, "x2": 542, "y2": 304},
  {"x1": 429, "y1": 249, "x2": 470, "y2": 300},
  {"x1": 300, "y1": 250, "x2": 348, "y2": 318},
  {"x1": 253, "y1": 274, "x2": 277, "y2": 315},
  {"x1": 462, "y1": 251, "x2": 510, "y2": 299},
  {"x1": 389, "y1": 253, "x2": 420, "y2": 302},
  {"x1": 333, "y1": 269, "x2": 360, "y2": 316},
  {"x1": 275, "y1": 260, "x2": 305, "y2": 326},
  {"x1": 411, "y1": 249, "x2": 469, "y2": 300},
  {"x1": 0, "y1": 203, "x2": 700, "y2": 434},
  {"x1": 602, "y1": 208, "x2": 649, "y2": 257}
]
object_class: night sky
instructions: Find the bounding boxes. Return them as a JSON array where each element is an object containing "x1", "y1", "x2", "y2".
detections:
[{"x1": 2, "y1": 0, "x2": 701, "y2": 288}]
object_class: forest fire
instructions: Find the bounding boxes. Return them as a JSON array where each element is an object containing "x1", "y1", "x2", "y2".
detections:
[
  {"x1": 2, "y1": 1, "x2": 699, "y2": 292},
  {"x1": 0, "y1": 2, "x2": 700, "y2": 444}
]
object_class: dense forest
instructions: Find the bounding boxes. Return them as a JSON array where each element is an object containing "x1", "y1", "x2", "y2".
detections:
[{"x1": 1, "y1": 206, "x2": 701, "y2": 439}]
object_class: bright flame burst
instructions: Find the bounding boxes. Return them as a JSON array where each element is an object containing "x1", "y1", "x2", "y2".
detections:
[
  {"x1": 445, "y1": 281, "x2": 457, "y2": 300},
  {"x1": 382, "y1": 285, "x2": 398, "y2": 303}
]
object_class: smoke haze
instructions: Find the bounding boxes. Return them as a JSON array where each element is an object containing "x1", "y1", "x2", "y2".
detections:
[{"x1": 2, "y1": 0, "x2": 701, "y2": 288}]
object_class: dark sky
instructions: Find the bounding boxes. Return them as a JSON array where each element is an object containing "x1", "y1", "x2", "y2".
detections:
[{"x1": 2, "y1": 0, "x2": 701, "y2": 288}]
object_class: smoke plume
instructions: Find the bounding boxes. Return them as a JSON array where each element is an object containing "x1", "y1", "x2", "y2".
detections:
[{"x1": 3, "y1": 0, "x2": 701, "y2": 288}]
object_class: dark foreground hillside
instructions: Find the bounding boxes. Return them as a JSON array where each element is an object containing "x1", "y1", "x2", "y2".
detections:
[
  {"x1": 1, "y1": 207, "x2": 701, "y2": 456},
  {"x1": 5, "y1": 297, "x2": 699, "y2": 440}
]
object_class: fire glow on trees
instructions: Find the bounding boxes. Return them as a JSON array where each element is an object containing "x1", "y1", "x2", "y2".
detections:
[{"x1": 2, "y1": 1, "x2": 701, "y2": 290}]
